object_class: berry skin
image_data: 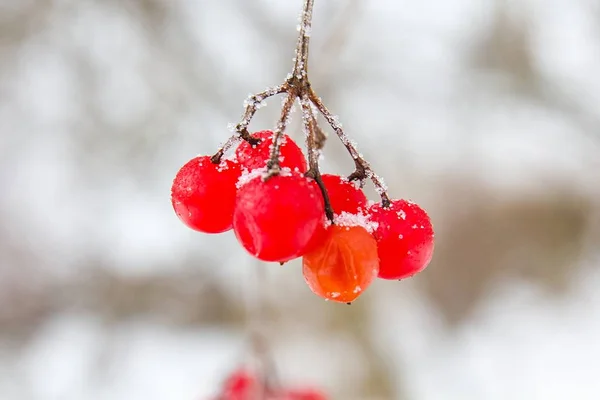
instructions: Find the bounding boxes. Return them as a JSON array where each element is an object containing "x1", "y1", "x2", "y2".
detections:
[
  {"x1": 277, "y1": 389, "x2": 328, "y2": 400},
  {"x1": 302, "y1": 225, "x2": 379, "y2": 303},
  {"x1": 368, "y1": 199, "x2": 434, "y2": 280},
  {"x1": 320, "y1": 174, "x2": 367, "y2": 215},
  {"x1": 171, "y1": 156, "x2": 241, "y2": 233},
  {"x1": 216, "y1": 368, "x2": 259, "y2": 400},
  {"x1": 303, "y1": 174, "x2": 368, "y2": 253},
  {"x1": 233, "y1": 170, "x2": 324, "y2": 262},
  {"x1": 235, "y1": 130, "x2": 307, "y2": 172},
  {"x1": 302, "y1": 215, "x2": 329, "y2": 255}
]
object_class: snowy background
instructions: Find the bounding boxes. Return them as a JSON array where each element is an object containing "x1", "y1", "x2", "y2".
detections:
[{"x1": 1, "y1": 0, "x2": 600, "y2": 399}]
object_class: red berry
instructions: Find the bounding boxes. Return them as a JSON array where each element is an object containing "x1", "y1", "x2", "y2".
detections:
[
  {"x1": 233, "y1": 169, "x2": 324, "y2": 262},
  {"x1": 171, "y1": 156, "x2": 241, "y2": 233},
  {"x1": 278, "y1": 388, "x2": 328, "y2": 400},
  {"x1": 303, "y1": 174, "x2": 368, "y2": 253},
  {"x1": 219, "y1": 369, "x2": 257, "y2": 400},
  {"x1": 235, "y1": 130, "x2": 307, "y2": 172},
  {"x1": 320, "y1": 174, "x2": 367, "y2": 215},
  {"x1": 302, "y1": 224, "x2": 379, "y2": 303},
  {"x1": 368, "y1": 199, "x2": 434, "y2": 280},
  {"x1": 302, "y1": 215, "x2": 329, "y2": 254}
]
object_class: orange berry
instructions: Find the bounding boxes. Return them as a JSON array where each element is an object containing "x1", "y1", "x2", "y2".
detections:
[{"x1": 302, "y1": 225, "x2": 379, "y2": 303}]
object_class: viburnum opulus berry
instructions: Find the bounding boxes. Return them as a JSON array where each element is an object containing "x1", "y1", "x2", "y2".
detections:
[
  {"x1": 233, "y1": 169, "x2": 324, "y2": 262},
  {"x1": 171, "y1": 156, "x2": 241, "y2": 233},
  {"x1": 368, "y1": 199, "x2": 434, "y2": 280},
  {"x1": 302, "y1": 224, "x2": 379, "y2": 303},
  {"x1": 304, "y1": 174, "x2": 368, "y2": 253},
  {"x1": 277, "y1": 388, "x2": 328, "y2": 400},
  {"x1": 320, "y1": 174, "x2": 367, "y2": 215},
  {"x1": 235, "y1": 130, "x2": 308, "y2": 172},
  {"x1": 213, "y1": 367, "x2": 328, "y2": 400},
  {"x1": 217, "y1": 368, "x2": 257, "y2": 400}
]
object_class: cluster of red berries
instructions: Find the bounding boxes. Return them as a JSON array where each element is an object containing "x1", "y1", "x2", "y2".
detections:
[
  {"x1": 171, "y1": 130, "x2": 434, "y2": 303},
  {"x1": 210, "y1": 368, "x2": 326, "y2": 400}
]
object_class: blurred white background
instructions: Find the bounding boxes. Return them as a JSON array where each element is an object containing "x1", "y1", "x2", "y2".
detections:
[{"x1": 1, "y1": 0, "x2": 600, "y2": 399}]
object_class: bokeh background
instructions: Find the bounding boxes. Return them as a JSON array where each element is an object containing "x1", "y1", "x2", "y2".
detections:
[{"x1": 2, "y1": 0, "x2": 600, "y2": 399}]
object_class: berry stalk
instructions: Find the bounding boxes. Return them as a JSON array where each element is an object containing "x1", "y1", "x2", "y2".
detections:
[
  {"x1": 211, "y1": 84, "x2": 288, "y2": 164},
  {"x1": 265, "y1": 92, "x2": 297, "y2": 176},
  {"x1": 292, "y1": 0, "x2": 314, "y2": 80},
  {"x1": 300, "y1": 95, "x2": 334, "y2": 222},
  {"x1": 265, "y1": 0, "x2": 315, "y2": 176}
]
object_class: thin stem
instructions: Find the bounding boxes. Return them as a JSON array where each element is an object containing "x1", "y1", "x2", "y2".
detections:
[
  {"x1": 292, "y1": 0, "x2": 315, "y2": 79},
  {"x1": 301, "y1": 95, "x2": 334, "y2": 222},
  {"x1": 265, "y1": 92, "x2": 297, "y2": 175},
  {"x1": 264, "y1": 0, "x2": 315, "y2": 176},
  {"x1": 308, "y1": 88, "x2": 392, "y2": 207},
  {"x1": 211, "y1": 84, "x2": 287, "y2": 163}
]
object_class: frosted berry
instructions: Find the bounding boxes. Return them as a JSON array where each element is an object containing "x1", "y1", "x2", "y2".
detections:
[
  {"x1": 368, "y1": 199, "x2": 434, "y2": 280},
  {"x1": 302, "y1": 225, "x2": 379, "y2": 303},
  {"x1": 233, "y1": 170, "x2": 324, "y2": 262},
  {"x1": 171, "y1": 156, "x2": 241, "y2": 233},
  {"x1": 320, "y1": 174, "x2": 367, "y2": 215},
  {"x1": 235, "y1": 130, "x2": 307, "y2": 172},
  {"x1": 304, "y1": 174, "x2": 368, "y2": 253}
]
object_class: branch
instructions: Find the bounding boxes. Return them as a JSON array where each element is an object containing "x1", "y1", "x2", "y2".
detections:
[
  {"x1": 265, "y1": 0, "x2": 315, "y2": 176},
  {"x1": 292, "y1": 0, "x2": 315, "y2": 79},
  {"x1": 211, "y1": 84, "x2": 287, "y2": 163},
  {"x1": 265, "y1": 92, "x2": 297, "y2": 175},
  {"x1": 300, "y1": 95, "x2": 334, "y2": 221}
]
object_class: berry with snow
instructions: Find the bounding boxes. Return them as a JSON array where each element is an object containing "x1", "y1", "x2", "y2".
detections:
[
  {"x1": 236, "y1": 130, "x2": 308, "y2": 172},
  {"x1": 320, "y1": 174, "x2": 367, "y2": 215},
  {"x1": 233, "y1": 169, "x2": 324, "y2": 262},
  {"x1": 368, "y1": 199, "x2": 434, "y2": 280},
  {"x1": 171, "y1": 156, "x2": 241, "y2": 233}
]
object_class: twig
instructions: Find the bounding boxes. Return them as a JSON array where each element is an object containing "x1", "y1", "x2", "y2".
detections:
[
  {"x1": 217, "y1": 0, "x2": 392, "y2": 209},
  {"x1": 265, "y1": 92, "x2": 297, "y2": 175},
  {"x1": 300, "y1": 95, "x2": 334, "y2": 221},
  {"x1": 292, "y1": 0, "x2": 314, "y2": 79},
  {"x1": 265, "y1": 0, "x2": 315, "y2": 175},
  {"x1": 211, "y1": 84, "x2": 287, "y2": 163}
]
